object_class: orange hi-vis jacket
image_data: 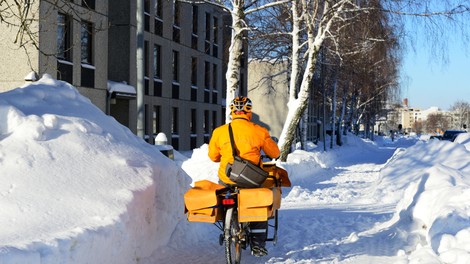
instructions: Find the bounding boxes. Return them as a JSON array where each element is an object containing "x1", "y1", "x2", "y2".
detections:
[{"x1": 208, "y1": 114, "x2": 280, "y2": 184}]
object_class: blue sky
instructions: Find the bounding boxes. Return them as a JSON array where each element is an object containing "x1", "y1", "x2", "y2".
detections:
[
  {"x1": 401, "y1": 43, "x2": 470, "y2": 111},
  {"x1": 400, "y1": 17, "x2": 470, "y2": 111}
]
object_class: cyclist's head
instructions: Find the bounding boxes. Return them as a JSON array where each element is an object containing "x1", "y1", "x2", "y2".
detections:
[{"x1": 230, "y1": 96, "x2": 252, "y2": 120}]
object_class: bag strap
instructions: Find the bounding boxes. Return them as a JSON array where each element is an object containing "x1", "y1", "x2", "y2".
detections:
[
  {"x1": 228, "y1": 123, "x2": 262, "y2": 166},
  {"x1": 228, "y1": 123, "x2": 238, "y2": 158}
]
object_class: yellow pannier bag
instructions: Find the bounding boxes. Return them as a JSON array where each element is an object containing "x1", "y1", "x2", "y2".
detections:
[
  {"x1": 184, "y1": 180, "x2": 225, "y2": 223},
  {"x1": 238, "y1": 187, "x2": 281, "y2": 223}
]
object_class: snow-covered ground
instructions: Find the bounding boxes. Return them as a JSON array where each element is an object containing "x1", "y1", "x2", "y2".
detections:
[{"x1": 1, "y1": 76, "x2": 470, "y2": 263}]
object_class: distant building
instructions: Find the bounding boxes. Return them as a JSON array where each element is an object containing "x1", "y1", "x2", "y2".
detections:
[{"x1": 382, "y1": 98, "x2": 466, "y2": 134}]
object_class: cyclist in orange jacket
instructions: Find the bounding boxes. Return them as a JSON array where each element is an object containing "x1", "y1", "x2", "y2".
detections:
[{"x1": 208, "y1": 96, "x2": 280, "y2": 257}]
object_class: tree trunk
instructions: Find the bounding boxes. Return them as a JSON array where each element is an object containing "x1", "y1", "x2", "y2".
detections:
[
  {"x1": 337, "y1": 92, "x2": 347, "y2": 145},
  {"x1": 278, "y1": 1, "x2": 347, "y2": 161},
  {"x1": 330, "y1": 74, "x2": 337, "y2": 149},
  {"x1": 224, "y1": 0, "x2": 245, "y2": 123}
]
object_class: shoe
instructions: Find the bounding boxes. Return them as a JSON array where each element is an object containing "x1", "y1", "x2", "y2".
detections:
[{"x1": 251, "y1": 245, "x2": 268, "y2": 257}]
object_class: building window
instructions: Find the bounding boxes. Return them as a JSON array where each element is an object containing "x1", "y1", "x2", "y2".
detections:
[
  {"x1": 153, "y1": 44, "x2": 161, "y2": 79},
  {"x1": 204, "y1": 61, "x2": 210, "y2": 89},
  {"x1": 205, "y1": 13, "x2": 211, "y2": 54},
  {"x1": 173, "y1": 1, "x2": 181, "y2": 42},
  {"x1": 212, "y1": 64, "x2": 218, "y2": 90},
  {"x1": 57, "y1": 13, "x2": 73, "y2": 84},
  {"x1": 172, "y1": 50, "x2": 179, "y2": 82},
  {"x1": 155, "y1": 0, "x2": 163, "y2": 36},
  {"x1": 174, "y1": 1, "x2": 180, "y2": 27},
  {"x1": 144, "y1": 41, "x2": 149, "y2": 77},
  {"x1": 191, "y1": 57, "x2": 197, "y2": 87},
  {"x1": 172, "y1": 49, "x2": 180, "y2": 99},
  {"x1": 192, "y1": 5, "x2": 198, "y2": 34},
  {"x1": 144, "y1": 0, "x2": 150, "y2": 31},
  {"x1": 191, "y1": 57, "x2": 198, "y2": 101},
  {"x1": 191, "y1": 58, "x2": 197, "y2": 100},
  {"x1": 213, "y1": 16, "x2": 219, "y2": 57},
  {"x1": 204, "y1": 61, "x2": 210, "y2": 103},
  {"x1": 80, "y1": 21, "x2": 93, "y2": 65},
  {"x1": 80, "y1": 21, "x2": 94, "y2": 88},
  {"x1": 155, "y1": 0, "x2": 162, "y2": 17},
  {"x1": 82, "y1": 0, "x2": 95, "y2": 9},
  {"x1": 144, "y1": 41, "x2": 149, "y2": 95},
  {"x1": 154, "y1": 80, "x2": 162, "y2": 97},
  {"x1": 191, "y1": 109, "x2": 197, "y2": 134},
  {"x1": 57, "y1": 13, "x2": 71, "y2": 61},
  {"x1": 172, "y1": 83, "x2": 179, "y2": 99},
  {"x1": 144, "y1": 79, "x2": 150, "y2": 95},
  {"x1": 153, "y1": 105, "x2": 161, "y2": 135},
  {"x1": 212, "y1": 64, "x2": 218, "y2": 103},
  {"x1": 172, "y1": 107, "x2": 179, "y2": 134},
  {"x1": 191, "y1": 5, "x2": 198, "y2": 50}
]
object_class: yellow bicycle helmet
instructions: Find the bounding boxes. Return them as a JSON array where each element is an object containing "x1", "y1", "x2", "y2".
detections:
[{"x1": 230, "y1": 96, "x2": 252, "y2": 114}]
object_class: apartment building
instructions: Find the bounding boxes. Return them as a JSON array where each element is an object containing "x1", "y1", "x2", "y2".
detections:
[
  {"x1": 1, "y1": 0, "x2": 242, "y2": 151},
  {"x1": 108, "y1": 0, "x2": 239, "y2": 150},
  {"x1": 0, "y1": 0, "x2": 109, "y2": 110}
]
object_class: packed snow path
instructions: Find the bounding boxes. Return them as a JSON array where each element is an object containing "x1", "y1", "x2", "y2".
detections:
[{"x1": 147, "y1": 143, "x2": 406, "y2": 263}]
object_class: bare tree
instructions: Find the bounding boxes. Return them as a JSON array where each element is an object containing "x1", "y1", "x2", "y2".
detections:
[
  {"x1": 412, "y1": 120, "x2": 424, "y2": 134},
  {"x1": 450, "y1": 100, "x2": 470, "y2": 129},
  {"x1": 426, "y1": 113, "x2": 450, "y2": 133},
  {"x1": 274, "y1": 0, "x2": 470, "y2": 160}
]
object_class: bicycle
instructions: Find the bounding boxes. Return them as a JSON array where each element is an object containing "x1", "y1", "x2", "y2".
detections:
[{"x1": 213, "y1": 162, "x2": 290, "y2": 264}]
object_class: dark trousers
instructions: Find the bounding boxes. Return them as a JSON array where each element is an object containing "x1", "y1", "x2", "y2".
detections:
[{"x1": 249, "y1": 221, "x2": 268, "y2": 247}]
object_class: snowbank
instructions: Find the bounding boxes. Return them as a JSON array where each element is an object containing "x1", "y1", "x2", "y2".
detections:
[
  {"x1": 373, "y1": 139, "x2": 470, "y2": 263},
  {"x1": 0, "y1": 75, "x2": 191, "y2": 263}
]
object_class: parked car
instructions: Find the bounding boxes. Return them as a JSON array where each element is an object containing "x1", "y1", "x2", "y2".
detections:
[
  {"x1": 441, "y1": 130, "x2": 467, "y2": 142},
  {"x1": 429, "y1": 135, "x2": 442, "y2": 140}
]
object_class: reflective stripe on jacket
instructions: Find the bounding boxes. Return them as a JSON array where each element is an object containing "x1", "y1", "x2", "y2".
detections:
[{"x1": 208, "y1": 116, "x2": 280, "y2": 184}]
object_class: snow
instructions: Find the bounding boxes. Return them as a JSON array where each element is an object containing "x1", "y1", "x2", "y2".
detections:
[
  {"x1": 107, "y1": 80, "x2": 136, "y2": 95},
  {"x1": 1, "y1": 75, "x2": 470, "y2": 263}
]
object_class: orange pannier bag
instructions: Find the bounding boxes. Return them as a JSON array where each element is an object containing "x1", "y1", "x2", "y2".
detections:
[
  {"x1": 237, "y1": 163, "x2": 290, "y2": 223},
  {"x1": 184, "y1": 180, "x2": 225, "y2": 223},
  {"x1": 238, "y1": 187, "x2": 281, "y2": 223}
]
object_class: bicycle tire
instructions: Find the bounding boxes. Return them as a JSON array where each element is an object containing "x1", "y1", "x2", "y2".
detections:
[{"x1": 224, "y1": 207, "x2": 242, "y2": 264}]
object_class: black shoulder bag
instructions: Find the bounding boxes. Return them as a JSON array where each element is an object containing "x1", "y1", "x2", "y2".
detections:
[{"x1": 226, "y1": 123, "x2": 268, "y2": 188}]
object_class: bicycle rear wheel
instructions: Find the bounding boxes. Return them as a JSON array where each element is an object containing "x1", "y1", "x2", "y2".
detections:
[{"x1": 224, "y1": 207, "x2": 242, "y2": 264}]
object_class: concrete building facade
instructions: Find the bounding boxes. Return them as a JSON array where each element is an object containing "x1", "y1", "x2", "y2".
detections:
[
  {"x1": 1, "y1": 0, "x2": 240, "y2": 151},
  {"x1": 108, "y1": 0, "x2": 233, "y2": 150},
  {"x1": 247, "y1": 60, "x2": 321, "y2": 143},
  {"x1": 0, "y1": 0, "x2": 109, "y2": 112}
]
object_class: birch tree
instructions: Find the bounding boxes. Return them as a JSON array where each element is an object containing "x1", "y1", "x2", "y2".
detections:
[
  {"x1": 277, "y1": 0, "x2": 351, "y2": 161},
  {"x1": 266, "y1": 0, "x2": 470, "y2": 160},
  {"x1": 195, "y1": 0, "x2": 289, "y2": 123}
]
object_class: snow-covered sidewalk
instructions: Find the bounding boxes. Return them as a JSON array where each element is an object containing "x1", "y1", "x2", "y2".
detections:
[{"x1": 147, "y1": 135, "x2": 470, "y2": 264}]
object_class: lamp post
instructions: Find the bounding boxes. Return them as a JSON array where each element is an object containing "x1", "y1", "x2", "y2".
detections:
[{"x1": 136, "y1": 0, "x2": 145, "y2": 139}]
